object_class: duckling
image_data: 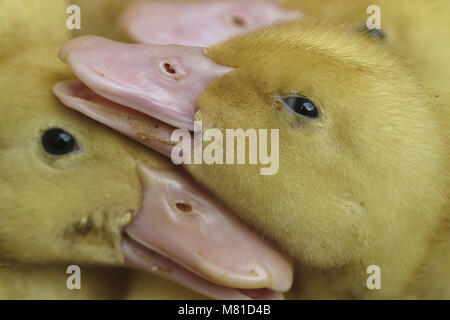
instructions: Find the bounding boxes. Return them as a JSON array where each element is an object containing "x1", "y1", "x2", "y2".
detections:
[
  {"x1": 57, "y1": 19, "x2": 450, "y2": 299},
  {"x1": 0, "y1": 0, "x2": 293, "y2": 300},
  {"x1": 121, "y1": 0, "x2": 450, "y2": 119}
]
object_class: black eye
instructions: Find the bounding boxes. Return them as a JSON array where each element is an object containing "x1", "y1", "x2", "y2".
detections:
[
  {"x1": 41, "y1": 128, "x2": 78, "y2": 156},
  {"x1": 281, "y1": 96, "x2": 319, "y2": 120},
  {"x1": 359, "y1": 26, "x2": 385, "y2": 40}
]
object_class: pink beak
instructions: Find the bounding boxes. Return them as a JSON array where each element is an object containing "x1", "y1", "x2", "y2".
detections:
[{"x1": 119, "y1": 0, "x2": 301, "y2": 47}]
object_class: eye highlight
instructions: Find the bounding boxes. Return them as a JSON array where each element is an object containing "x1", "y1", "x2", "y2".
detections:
[
  {"x1": 41, "y1": 128, "x2": 78, "y2": 156},
  {"x1": 281, "y1": 96, "x2": 320, "y2": 120}
]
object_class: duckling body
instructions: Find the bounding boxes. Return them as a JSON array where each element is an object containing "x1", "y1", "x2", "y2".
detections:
[{"x1": 59, "y1": 19, "x2": 450, "y2": 299}]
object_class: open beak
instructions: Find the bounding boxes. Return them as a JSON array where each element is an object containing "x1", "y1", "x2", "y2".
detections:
[
  {"x1": 119, "y1": 0, "x2": 301, "y2": 47},
  {"x1": 53, "y1": 35, "x2": 293, "y2": 300},
  {"x1": 122, "y1": 164, "x2": 292, "y2": 300}
]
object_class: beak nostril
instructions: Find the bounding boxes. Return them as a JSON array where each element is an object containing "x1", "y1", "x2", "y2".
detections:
[
  {"x1": 232, "y1": 16, "x2": 246, "y2": 27},
  {"x1": 176, "y1": 202, "x2": 192, "y2": 213},
  {"x1": 162, "y1": 62, "x2": 176, "y2": 75}
]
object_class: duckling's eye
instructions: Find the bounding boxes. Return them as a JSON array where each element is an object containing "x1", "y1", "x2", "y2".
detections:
[
  {"x1": 359, "y1": 26, "x2": 385, "y2": 40},
  {"x1": 41, "y1": 128, "x2": 78, "y2": 156},
  {"x1": 281, "y1": 96, "x2": 319, "y2": 120}
]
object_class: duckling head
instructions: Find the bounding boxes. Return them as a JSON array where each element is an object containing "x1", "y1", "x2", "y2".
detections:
[
  {"x1": 57, "y1": 19, "x2": 448, "y2": 297},
  {"x1": 1, "y1": 0, "x2": 294, "y2": 300}
]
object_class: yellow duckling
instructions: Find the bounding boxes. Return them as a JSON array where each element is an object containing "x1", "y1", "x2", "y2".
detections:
[{"x1": 57, "y1": 19, "x2": 450, "y2": 299}]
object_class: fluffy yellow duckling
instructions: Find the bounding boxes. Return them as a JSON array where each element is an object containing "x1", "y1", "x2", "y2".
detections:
[{"x1": 58, "y1": 19, "x2": 449, "y2": 299}]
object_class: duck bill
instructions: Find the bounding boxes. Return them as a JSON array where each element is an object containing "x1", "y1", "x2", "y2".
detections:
[
  {"x1": 119, "y1": 0, "x2": 301, "y2": 47},
  {"x1": 57, "y1": 35, "x2": 232, "y2": 131},
  {"x1": 122, "y1": 163, "x2": 292, "y2": 300},
  {"x1": 54, "y1": 36, "x2": 294, "y2": 300}
]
